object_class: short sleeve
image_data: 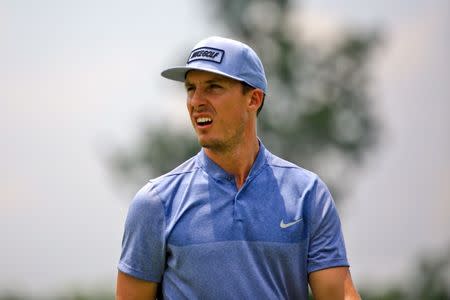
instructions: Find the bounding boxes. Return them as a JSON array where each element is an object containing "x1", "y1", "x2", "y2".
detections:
[
  {"x1": 118, "y1": 183, "x2": 166, "y2": 282},
  {"x1": 307, "y1": 178, "x2": 349, "y2": 273}
]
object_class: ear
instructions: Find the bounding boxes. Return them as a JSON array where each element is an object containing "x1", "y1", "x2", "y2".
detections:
[{"x1": 248, "y1": 89, "x2": 264, "y2": 113}]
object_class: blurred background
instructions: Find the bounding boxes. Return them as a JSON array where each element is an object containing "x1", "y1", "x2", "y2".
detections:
[{"x1": 1, "y1": 0, "x2": 449, "y2": 299}]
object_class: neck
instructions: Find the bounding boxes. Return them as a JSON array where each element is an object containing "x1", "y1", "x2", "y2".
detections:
[{"x1": 204, "y1": 137, "x2": 260, "y2": 189}]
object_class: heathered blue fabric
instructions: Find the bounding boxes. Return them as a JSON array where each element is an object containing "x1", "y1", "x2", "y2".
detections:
[{"x1": 118, "y1": 143, "x2": 349, "y2": 299}]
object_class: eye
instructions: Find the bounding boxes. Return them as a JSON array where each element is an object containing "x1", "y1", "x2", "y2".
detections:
[
  {"x1": 208, "y1": 83, "x2": 222, "y2": 91},
  {"x1": 185, "y1": 85, "x2": 195, "y2": 93}
]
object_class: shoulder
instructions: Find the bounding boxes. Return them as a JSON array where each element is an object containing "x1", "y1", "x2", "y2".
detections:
[
  {"x1": 146, "y1": 153, "x2": 200, "y2": 192},
  {"x1": 150, "y1": 154, "x2": 200, "y2": 184},
  {"x1": 261, "y1": 148, "x2": 334, "y2": 205},
  {"x1": 131, "y1": 153, "x2": 201, "y2": 205},
  {"x1": 263, "y1": 149, "x2": 320, "y2": 185}
]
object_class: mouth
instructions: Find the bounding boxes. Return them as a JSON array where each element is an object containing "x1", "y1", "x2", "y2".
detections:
[{"x1": 195, "y1": 117, "x2": 213, "y2": 127}]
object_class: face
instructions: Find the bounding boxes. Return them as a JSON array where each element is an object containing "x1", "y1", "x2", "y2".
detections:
[{"x1": 185, "y1": 70, "x2": 253, "y2": 152}]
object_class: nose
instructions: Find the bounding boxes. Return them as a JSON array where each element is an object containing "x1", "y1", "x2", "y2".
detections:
[{"x1": 188, "y1": 88, "x2": 207, "y2": 110}]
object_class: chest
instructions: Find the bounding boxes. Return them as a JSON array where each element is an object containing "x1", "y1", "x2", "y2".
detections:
[{"x1": 164, "y1": 175, "x2": 310, "y2": 247}]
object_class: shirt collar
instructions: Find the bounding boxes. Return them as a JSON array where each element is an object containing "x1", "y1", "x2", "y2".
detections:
[{"x1": 196, "y1": 140, "x2": 268, "y2": 182}]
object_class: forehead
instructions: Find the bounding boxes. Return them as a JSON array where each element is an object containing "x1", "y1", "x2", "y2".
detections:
[{"x1": 185, "y1": 70, "x2": 239, "y2": 85}]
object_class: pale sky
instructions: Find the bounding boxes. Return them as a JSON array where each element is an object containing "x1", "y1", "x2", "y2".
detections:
[{"x1": 1, "y1": 0, "x2": 449, "y2": 296}]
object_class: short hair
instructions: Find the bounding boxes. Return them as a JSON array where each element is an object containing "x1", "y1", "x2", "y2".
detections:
[{"x1": 241, "y1": 82, "x2": 265, "y2": 116}]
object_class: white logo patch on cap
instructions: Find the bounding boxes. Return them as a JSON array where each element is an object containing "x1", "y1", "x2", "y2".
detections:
[{"x1": 187, "y1": 47, "x2": 224, "y2": 64}]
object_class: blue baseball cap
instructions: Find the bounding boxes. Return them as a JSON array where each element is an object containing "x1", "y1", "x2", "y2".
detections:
[{"x1": 161, "y1": 36, "x2": 267, "y2": 93}]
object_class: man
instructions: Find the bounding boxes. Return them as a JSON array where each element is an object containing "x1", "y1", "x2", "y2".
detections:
[{"x1": 117, "y1": 36, "x2": 360, "y2": 299}]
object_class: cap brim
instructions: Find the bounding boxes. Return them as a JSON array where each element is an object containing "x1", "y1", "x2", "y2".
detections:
[{"x1": 161, "y1": 66, "x2": 246, "y2": 84}]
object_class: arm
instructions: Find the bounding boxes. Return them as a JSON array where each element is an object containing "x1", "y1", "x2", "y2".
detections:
[
  {"x1": 117, "y1": 184, "x2": 166, "y2": 299},
  {"x1": 307, "y1": 179, "x2": 358, "y2": 299},
  {"x1": 309, "y1": 267, "x2": 361, "y2": 300},
  {"x1": 116, "y1": 271, "x2": 158, "y2": 300}
]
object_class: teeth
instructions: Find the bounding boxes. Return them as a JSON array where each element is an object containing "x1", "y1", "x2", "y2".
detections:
[{"x1": 196, "y1": 117, "x2": 212, "y2": 123}]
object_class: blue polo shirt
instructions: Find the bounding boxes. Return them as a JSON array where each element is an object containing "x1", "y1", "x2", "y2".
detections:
[{"x1": 118, "y1": 143, "x2": 349, "y2": 299}]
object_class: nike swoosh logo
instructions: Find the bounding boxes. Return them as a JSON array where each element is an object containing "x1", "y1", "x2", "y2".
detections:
[{"x1": 280, "y1": 218, "x2": 303, "y2": 229}]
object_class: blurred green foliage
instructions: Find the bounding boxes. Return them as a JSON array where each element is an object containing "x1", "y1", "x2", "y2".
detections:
[{"x1": 111, "y1": 0, "x2": 380, "y2": 201}]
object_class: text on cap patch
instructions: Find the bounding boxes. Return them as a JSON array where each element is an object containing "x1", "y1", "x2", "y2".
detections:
[{"x1": 187, "y1": 47, "x2": 224, "y2": 64}]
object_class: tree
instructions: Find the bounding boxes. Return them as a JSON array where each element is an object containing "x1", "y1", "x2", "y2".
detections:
[{"x1": 110, "y1": 0, "x2": 380, "y2": 202}]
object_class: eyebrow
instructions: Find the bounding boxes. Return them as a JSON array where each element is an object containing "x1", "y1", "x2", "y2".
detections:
[{"x1": 185, "y1": 76, "x2": 229, "y2": 87}]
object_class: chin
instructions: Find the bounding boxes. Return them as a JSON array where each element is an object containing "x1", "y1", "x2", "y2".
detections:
[
  {"x1": 197, "y1": 136, "x2": 219, "y2": 150},
  {"x1": 198, "y1": 139, "x2": 212, "y2": 149},
  {"x1": 196, "y1": 136, "x2": 208, "y2": 147}
]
